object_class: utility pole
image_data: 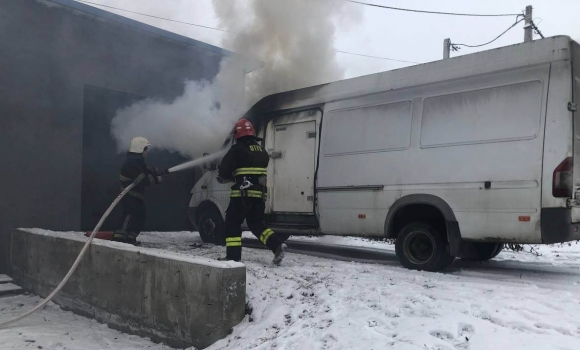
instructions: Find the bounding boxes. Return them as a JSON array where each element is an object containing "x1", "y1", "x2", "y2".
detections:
[
  {"x1": 524, "y1": 5, "x2": 533, "y2": 42},
  {"x1": 443, "y1": 38, "x2": 451, "y2": 59}
]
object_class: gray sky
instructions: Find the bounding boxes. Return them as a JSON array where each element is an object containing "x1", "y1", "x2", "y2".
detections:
[{"x1": 78, "y1": 0, "x2": 580, "y2": 79}]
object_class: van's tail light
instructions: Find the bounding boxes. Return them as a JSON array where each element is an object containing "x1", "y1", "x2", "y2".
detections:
[{"x1": 553, "y1": 157, "x2": 573, "y2": 198}]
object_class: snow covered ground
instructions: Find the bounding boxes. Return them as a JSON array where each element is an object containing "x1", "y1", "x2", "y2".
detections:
[
  {"x1": 0, "y1": 294, "x2": 172, "y2": 349},
  {"x1": 2, "y1": 231, "x2": 580, "y2": 349}
]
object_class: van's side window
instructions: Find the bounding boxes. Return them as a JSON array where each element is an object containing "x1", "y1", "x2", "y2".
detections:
[
  {"x1": 323, "y1": 101, "x2": 412, "y2": 156},
  {"x1": 420, "y1": 81, "x2": 543, "y2": 148}
]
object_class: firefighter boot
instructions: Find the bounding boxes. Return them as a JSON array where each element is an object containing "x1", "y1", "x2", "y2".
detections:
[
  {"x1": 273, "y1": 243, "x2": 287, "y2": 266},
  {"x1": 126, "y1": 233, "x2": 141, "y2": 246},
  {"x1": 112, "y1": 232, "x2": 128, "y2": 243}
]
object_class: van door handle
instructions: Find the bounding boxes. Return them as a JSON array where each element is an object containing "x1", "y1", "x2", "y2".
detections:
[{"x1": 270, "y1": 151, "x2": 283, "y2": 159}]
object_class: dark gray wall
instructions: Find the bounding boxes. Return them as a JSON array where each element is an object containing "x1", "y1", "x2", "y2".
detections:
[{"x1": 0, "y1": 0, "x2": 233, "y2": 273}]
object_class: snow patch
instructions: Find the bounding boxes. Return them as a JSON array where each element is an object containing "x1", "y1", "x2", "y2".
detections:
[
  {"x1": 19, "y1": 228, "x2": 243, "y2": 269},
  {"x1": 0, "y1": 294, "x2": 174, "y2": 349},
  {"x1": 5, "y1": 230, "x2": 580, "y2": 349}
]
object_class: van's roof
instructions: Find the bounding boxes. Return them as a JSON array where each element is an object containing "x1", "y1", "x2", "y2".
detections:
[{"x1": 244, "y1": 36, "x2": 574, "y2": 119}]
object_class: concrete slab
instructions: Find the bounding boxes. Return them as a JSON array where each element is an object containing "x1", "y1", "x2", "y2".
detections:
[
  {"x1": 10, "y1": 229, "x2": 246, "y2": 349},
  {"x1": 0, "y1": 283, "x2": 23, "y2": 296},
  {"x1": 0, "y1": 274, "x2": 13, "y2": 284}
]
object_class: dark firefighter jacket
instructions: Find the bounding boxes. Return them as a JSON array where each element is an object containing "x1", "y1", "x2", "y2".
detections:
[
  {"x1": 218, "y1": 137, "x2": 269, "y2": 199},
  {"x1": 119, "y1": 153, "x2": 160, "y2": 200}
]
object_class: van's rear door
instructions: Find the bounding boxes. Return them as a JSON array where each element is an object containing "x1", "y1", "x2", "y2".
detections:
[{"x1": 272, "y1": 120, "x2": 317, "y2": 212}]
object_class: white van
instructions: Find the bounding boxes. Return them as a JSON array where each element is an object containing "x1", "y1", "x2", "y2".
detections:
[{"x1": 189, "y1": 36, "x2": 580, "y2": 271}]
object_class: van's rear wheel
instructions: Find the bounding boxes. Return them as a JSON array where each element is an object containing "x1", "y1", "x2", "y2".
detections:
[
  {"x1": 198, "y1": 209, "x2": 225, "y2": 246},
  {"x1": 460, "y1": 243, "x2": 503, "y2": 261},
  {"x1": 395, "y1": 222, "x2": 455, "y2": 272},
  {"x1": 491, "y1": 244, "x2": 504, "y2": 258}
]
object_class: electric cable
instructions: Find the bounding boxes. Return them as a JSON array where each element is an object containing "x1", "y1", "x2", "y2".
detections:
[
  {"x1": 452, "y1": 18, "x2": 525, "y2": 49},
  {"x1": 336, "y1": 50, "x2": 419, "y2": 64},
  {"x1": 77, "y1": 0, "x2": 231, "y2": 32},
  {"x1": 347, "y1": 1, "x2": 522, "y2": 17},
  {"x1": 74, "y1": 0, "x2": 419, "y2": 64}
]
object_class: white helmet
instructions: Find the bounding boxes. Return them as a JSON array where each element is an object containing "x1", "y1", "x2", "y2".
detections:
[{"x1": 128, "y1": 137, "x2": 151, "y2": 153}]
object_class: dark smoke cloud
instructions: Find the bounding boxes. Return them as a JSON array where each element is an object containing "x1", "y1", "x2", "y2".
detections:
[{"x1": 213, "y1": 0, "x2": 362, "y2": 105}]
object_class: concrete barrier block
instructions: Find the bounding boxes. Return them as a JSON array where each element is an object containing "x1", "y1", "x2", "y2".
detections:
[{"x1": 9, "y1": 229, "x2": 246, "y2": 349}]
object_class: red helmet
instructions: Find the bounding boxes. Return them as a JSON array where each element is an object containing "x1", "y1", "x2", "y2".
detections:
[{"x1": 234, "y1": 118, "x2": 256, "y2": 140}]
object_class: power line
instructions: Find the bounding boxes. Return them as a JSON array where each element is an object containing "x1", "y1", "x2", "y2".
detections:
[
  {"x1": 347, "y1": 0, "x2": 522, "y2": 17},
  {"x1": 452, "y1": 18, "x2": 524, "y2": 48},
  {"x1": 337, "y1": 50, "x2": 419, "y2": 64},
  {"x1": 75, "y1": 0, "x2": 419, "y2": 64},
  {"x1": 76, "y1": 0, "x2": 231, "y2": 32}
]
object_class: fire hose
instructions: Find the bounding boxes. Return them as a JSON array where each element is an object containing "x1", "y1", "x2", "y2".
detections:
[
  {"x1": 0, "y1": 151, "x2": 225, "y2": 328},
  {"x1": 0, "y1": 182, "x2": 138, "y2": 329}
]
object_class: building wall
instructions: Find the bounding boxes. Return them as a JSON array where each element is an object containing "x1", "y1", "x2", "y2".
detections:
[{"x1": 0, "y1": 0, "x2": 239, "y2": 273}]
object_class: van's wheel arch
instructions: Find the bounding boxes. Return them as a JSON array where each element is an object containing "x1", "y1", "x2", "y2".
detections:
[
  {"x1": 395, "y1": 222, "x2": 455, "y2": 271},
  {"x1": 386, "y1": 197, "x2": 457, "y2": 271},
  {"x1": 197, "y1": 203, "x2": 225, "y2": 246}
]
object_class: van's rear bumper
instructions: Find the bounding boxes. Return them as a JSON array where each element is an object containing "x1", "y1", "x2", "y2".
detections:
[{"x1": 541, "y1": 208, "x2": 580, "y2": 243}]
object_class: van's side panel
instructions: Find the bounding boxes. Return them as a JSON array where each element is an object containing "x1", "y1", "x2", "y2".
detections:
[
  {"x1": 318, "y1": 65, "x2": 549, "y2": 242},
  {"x1": 421, "y1": 65, "x2": 549, "y2": 243},
  {"x1": 318, "y1": 88, "x2": 415, "y2": 236}
]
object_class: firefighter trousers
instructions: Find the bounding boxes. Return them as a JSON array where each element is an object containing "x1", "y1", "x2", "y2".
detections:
[
  {"x1": 115, "y1": 196, "x2": 146, "y2": 239},
  {"x1": 225, "y1": 197, "x2": 283, "y2": 261}
]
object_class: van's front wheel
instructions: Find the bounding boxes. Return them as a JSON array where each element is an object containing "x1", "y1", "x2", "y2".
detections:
[
  {"x1": 198, "y1": 209, "x2": 225, "y2": 246},
  {"x1": 395, "y1": 223, "x2": 455, "y2": 272}
]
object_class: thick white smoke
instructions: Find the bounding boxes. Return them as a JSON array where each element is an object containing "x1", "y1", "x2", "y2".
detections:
[
  {"x1": 110, "y1": 0, "x2": 361, "y2": 158},
  {"x1": 111, "y1": 58, "x2": 245, "y2": 158}
]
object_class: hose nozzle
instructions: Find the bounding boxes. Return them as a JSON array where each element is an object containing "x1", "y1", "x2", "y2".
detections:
[{"x1": 148, "y1": 166, "x2": 170, "y2": 176}]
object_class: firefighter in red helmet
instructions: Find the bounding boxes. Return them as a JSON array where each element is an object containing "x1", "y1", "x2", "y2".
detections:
[{"x1": 217, "y1": 119, "x2": 287, "y2": 264}]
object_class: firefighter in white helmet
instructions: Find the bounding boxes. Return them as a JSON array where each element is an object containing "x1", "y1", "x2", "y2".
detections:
[{"x1": 113, "y1": 137, "x2": 164, "y2": 245}]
